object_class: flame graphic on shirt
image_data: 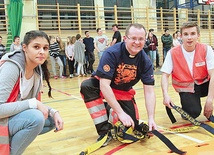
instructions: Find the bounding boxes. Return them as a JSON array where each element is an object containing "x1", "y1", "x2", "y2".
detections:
[{"x1": 114, "y1": 63, "x2": 137, "y2": 85}]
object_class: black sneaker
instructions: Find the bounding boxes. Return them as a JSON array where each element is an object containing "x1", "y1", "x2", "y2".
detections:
[{"x1": 97, "y1": 132, "x2": 113, "y2": 147}]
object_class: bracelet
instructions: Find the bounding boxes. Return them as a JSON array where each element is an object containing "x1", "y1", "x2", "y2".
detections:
[{"x1": 49, "y1": 108, "x2": 59, "y2": 117}]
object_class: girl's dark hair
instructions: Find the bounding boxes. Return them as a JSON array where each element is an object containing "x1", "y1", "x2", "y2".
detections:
[
  {"x1": 41, "y1": 60, "x2": 52, "y2": 98},
  {"x1": 23, "y1": 30, "x2": 52, "y2": 98},
  {"x1": 23, "y1": 30, "x2": 50, "y2": 45}
]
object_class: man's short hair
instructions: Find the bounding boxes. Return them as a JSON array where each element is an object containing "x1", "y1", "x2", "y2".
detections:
[
  {"x1": 96, "y1": 28, "x2": 101, "y2": 33},
  {"x1": 85, "y1": 31, "x2": 89, "y2": 35},
  {"x1": 125, "y1": 23, "x2": 146, "y2": 36},
  {"x1": 13, "y1": 36, "x2": 20, "y2": 42},
  {"x1": 180, "y1": 21, "x2": 200, "y2": 34},
  {"x1": 149, "y1": 28, "x2": 154, "y2": 32},
  {"x1": 112, "y1": 24, "x2": 118, "y2": 28},
  {"x1": 164, "y1": 28, "x2": 169, "y2": 32}
]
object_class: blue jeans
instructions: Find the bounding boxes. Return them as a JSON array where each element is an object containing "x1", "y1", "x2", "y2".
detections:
[
  {"x1": 98, "y1": 51, "x2": 104, "y2": 61},
  {"x1": 59, "y1": 54, "x2": 67, "y2": 76},
  {"x1": 9, "y1": 109, "x2": 55, "y2": 155},
  {"x1": 149, "y1": 50, "x2": 156, "y2": 68},
  {"x1": 163, "y1": 47, "x2": 171, "y2": 61}
]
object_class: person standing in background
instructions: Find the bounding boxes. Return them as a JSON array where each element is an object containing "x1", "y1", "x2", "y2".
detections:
[
  {"x1": 176, "y1": 30, "x2": 182, "y2": 45},
  {"x1": 147, "y1": 31, "x2": 158, "y2": 69},
  {"x1": 49, "y1": 36, "x2": 64, "y2": 79},
  {"x1": 56, "y1": 36, "x2": 67, "y2": 77},
  {"x1": 74, "y1": 34, "x2": 86, "y2": 77},
  {"x1": 161, "y1": 28, "x2": 173, "y2": 61},
  {"x1": 0, "y1": 36, "x2": 6, "y2": 59},
  {"x1": 172, "y1": 32, "x2": 181, "y2": 47},
  {"x1": 110, "y1": 24, "x2": 121, "y2": 46},
  {"x1": 149, "y1": 29, "x2": 160, "y2": 68},
  {"x1": 10, "y1": 36, "x2": 22, "y2": 52},
  {"x1": 83, "y1": 31, "x2": 95, "y2": 74},
  {"x1": 65, "y1": 36, "x2": 76, "y2": 78},
  {"x1": 94, "y1": 28, "x2": 108, "y2": 61}
]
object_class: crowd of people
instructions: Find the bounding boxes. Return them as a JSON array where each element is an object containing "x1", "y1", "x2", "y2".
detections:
[
  {"x1": 0, "y1": 21, "x2": 214, "y2": 154},
  {"x1": 0, "y1": 24, "x2": 121, "y2": 79},
  {"x1": 0, "y1": 24, "x2": 188, "y2": 79}
]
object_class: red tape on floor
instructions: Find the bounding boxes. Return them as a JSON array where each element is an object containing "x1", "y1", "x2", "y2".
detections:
[{"x1": 104, "y1": 143, "x2": 130, "y2": 155}]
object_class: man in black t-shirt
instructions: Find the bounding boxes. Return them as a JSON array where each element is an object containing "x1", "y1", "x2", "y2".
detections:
[
  {"x1": 83, "y1": 31, "x2": 95, "y2": 74},
  {"x1": 80, "y1": 23, "x2": 157, "y2": 146},
  {"x1": 110, "y1": 24, "x2": 121, "y2": 46}
]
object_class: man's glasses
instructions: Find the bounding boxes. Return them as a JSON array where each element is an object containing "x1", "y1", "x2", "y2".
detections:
[{"x1": 126, "y1": 36, "x2": 145, "y2": 42}]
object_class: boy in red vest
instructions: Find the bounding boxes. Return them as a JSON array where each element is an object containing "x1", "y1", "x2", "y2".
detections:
[{"x1": 161, "y1": 21, "x2": 214, "y2": 119}]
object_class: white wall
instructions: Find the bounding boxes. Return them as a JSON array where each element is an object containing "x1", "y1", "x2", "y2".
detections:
[{"x1": 20, "y1": 0, "x2": 37, "y2": 40}]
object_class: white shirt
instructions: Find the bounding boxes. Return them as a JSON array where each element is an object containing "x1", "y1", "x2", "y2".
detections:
[
  {"x1": 161, "y1": 45, "x2": 214, "y2": 76},
  {"x1": 173, "y1": 38, "x2": 181, "y2": 47},
  {"x1": 66, "y1": 44, "x2": 75, "y2": 57},
  {"x1": 94, "y1": 35, "x2": 108, "y2": 52},
  {"x1": 21, "y1": 74, "x2": 34, "y2": 99}
]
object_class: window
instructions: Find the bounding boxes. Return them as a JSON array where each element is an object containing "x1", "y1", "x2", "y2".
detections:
[
  {"x1": 0, "y1": 2, "x2": 6, "y2": 31},
  {"x1": 104, "y1": 0, "x2": 133, "y2": 29},
  {"x1": 37, "y1": 0, "x2": 95, "y2": 30},
  {"x1": 104, "y1": 0, "x2": 132, "y2": 7},
  {"x1": 37, "y1": 0, "x2": 94, "y2": 6}
]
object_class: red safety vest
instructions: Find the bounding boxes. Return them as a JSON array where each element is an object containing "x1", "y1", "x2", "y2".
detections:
[
  {"x1": 0, "y1": 78, "x2": 20, "y2": 155},
  {"x1": 171, "y1": 43, "x2": 209, "y2": 93}
]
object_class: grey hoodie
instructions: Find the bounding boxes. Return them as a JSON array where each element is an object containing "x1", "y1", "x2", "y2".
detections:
[
  {"x1": 0, "y1": 50, "x2": 57, "y2": 146},
  {"x1": 0, "y1": 50, "x2": 45, "y2": 146},
  {"x1": 0, "y1": 50, "x2": 43, "y2": 119}
]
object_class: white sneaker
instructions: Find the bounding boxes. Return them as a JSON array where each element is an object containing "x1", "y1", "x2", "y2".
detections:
[{"x1": 70, "y1": 74, "x2": 74, "y2": 78}]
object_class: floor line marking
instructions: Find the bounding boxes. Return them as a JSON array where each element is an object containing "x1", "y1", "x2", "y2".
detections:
[
  {"x1": 104, "y1": 143, "x2": 130, "y2": 155},
  {"x1": 157, "y1": 125, "x2": 204, "y2": 143},
  {"x1": 51, "y1": 87, "x2": 83, "y2": 100}
]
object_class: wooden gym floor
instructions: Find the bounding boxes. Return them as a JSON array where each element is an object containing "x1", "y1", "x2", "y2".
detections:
[{"x1": 23, "y1": 70, "x2": 214, "y2": 155}]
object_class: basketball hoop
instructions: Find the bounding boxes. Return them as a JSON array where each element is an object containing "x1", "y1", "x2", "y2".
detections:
[{"x1": 197, "y1": 0, "x2": 214, "y2": 5}]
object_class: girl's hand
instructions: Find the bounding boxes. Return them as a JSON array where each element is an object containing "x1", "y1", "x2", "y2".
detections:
[
  {"x1": 37, "y1": 101, "x2": 49, "y2": 119},
  {"x1": 53, "y1": 112, "x2": 64, "y2": 132}
]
